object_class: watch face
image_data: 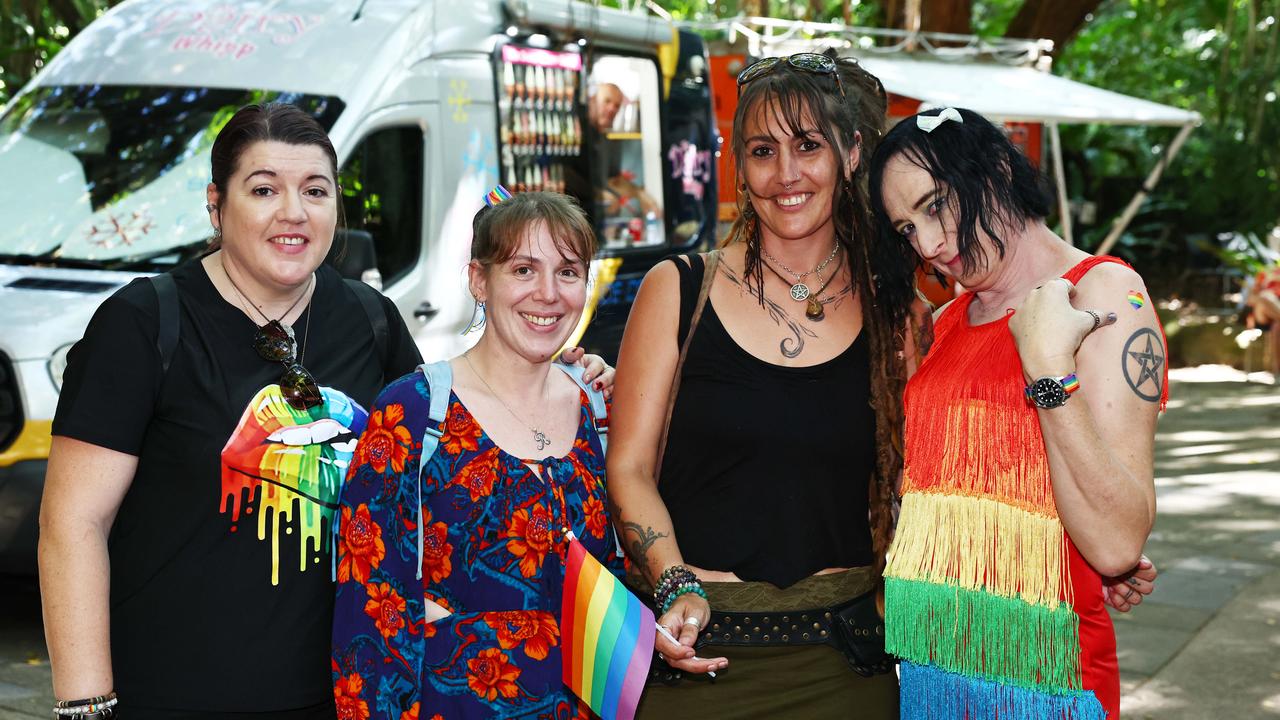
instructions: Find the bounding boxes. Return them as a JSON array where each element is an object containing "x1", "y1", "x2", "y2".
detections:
[{"x1": 1030, "y1": 378, "x2": 1068, "y2": 408}]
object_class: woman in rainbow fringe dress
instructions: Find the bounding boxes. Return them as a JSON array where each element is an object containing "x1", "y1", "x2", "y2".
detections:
[{"x1": 870, "y1": 107, "x2": 1165, "y2": 719}]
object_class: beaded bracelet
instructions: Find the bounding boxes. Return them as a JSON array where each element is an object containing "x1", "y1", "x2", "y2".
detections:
[
  {"x1": 660, "y1": 582, "x2": 708, "y2": 615},
  {"x1": 653, "y1": 565, "x2": 697, "y2": 608},
  {"x1": 52, "y1": 691, "x2": 117, "y2": 717}
]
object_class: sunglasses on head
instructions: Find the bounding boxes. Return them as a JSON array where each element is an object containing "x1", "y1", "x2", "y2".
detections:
[
  {"x1": 736, "y1": 53, "x2": 845, "y2": 98},
  {"x1": 253, "y1": 320, "x2": 323, "y2": 411}
]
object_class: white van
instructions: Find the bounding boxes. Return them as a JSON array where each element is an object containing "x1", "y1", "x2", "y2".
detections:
[{"x1": 0, "y1": 0, "x2": 719, "y2": 571}]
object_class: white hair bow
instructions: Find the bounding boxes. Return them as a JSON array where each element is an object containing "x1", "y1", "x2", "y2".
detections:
[{"x1": 916, "y1": 107, "x2": 963, "y2": 133}]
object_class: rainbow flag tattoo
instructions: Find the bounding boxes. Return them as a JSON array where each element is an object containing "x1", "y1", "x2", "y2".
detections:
[
  {"x1": 561, "y1": 536, "x2": 654, "y2": 720},
  {"x1": 1127, "y1": 291, "x2": 1145, "y2": 309}
]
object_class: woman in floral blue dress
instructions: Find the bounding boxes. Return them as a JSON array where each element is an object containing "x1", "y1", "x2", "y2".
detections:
[{"x1": 331, "y1": 191, "x2": 621, "y2": 720}]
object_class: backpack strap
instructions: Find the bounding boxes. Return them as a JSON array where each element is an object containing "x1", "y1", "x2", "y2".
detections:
[
  {"x1": 149, "y1": 273, "x2": 179, "y2": 374},
  {"x1": 415, "y1": 360, "x2": 453, "y2": 580},
  {"x1": 346, "y1": 278, "x2": 390, "y2": 375},
  {"x1": 556, "y1": 362, "x2": 608, "y2": 455}
]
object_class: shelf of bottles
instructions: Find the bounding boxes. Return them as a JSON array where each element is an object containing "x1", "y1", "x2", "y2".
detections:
[{"x1": 497, "y1": 44, "x2": 583, "y2": 194}]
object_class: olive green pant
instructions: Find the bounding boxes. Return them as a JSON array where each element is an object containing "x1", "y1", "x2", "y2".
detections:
[{"x1": 635, "y1": 568, "x2": 899, "y2": 719}]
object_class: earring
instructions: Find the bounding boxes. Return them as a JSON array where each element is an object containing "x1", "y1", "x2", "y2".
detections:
[
  {"x1": 213, "y1": 226, "x2": 222, "y2": 238},
  {"x1": 206, "y1": 203, "x2": 216, "y2": 212},
  {"x1": 462, "y1": 301, "x2": 486, "y2": 335}
]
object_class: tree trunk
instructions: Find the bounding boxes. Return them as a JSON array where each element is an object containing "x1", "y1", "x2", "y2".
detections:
[
  {"x1": 920, "y1": 0, "x2": 971, "y2": 34},
  {"x1": 1004, "y1": 0, "x2": 1104, "y2": 51}
]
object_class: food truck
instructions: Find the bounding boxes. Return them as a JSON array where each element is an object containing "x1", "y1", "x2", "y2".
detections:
[{"x1": 0, "y1": 0, "x2": 718, "y2": 572}]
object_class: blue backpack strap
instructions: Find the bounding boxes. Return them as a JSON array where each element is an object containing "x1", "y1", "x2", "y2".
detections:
[
  {"x1": 557, "y1": 362, "x2": 608, "y2": 454},
  {"x1": 415, "y1": 360, "x2": 453, "y2": 580}
]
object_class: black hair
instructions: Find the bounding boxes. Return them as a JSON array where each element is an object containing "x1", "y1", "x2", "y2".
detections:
[{"x1": 868, "y1": 107, "x2": 1051, "y2": 278}]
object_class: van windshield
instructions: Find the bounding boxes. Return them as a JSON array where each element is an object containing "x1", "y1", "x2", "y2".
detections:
[{"x1": 0, "y1": 85, "x2": 344, "y2": 269}]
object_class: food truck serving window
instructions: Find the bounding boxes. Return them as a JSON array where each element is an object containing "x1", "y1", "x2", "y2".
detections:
[
  {"x1": 0, "y1": 85, "x2": 343, "y2": 268},
  {"x1": 586, "y1": 56, "x2": 665, "y2": 252}
]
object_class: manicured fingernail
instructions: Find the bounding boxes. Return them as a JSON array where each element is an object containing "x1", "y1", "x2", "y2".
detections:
[
  {"x1": 1106, "y1": 312, "x2": 1117, "y2": 324},
  {"x1": 594, "y1": 382, "x2": 602, "y2": 389}
]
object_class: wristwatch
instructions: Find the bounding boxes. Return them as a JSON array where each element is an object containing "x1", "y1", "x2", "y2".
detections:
[{"x1": 1024, "y1": 373, "x2": 1080, "y2": 409}]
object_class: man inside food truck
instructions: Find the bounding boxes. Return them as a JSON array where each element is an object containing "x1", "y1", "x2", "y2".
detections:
[{"x1": 587, "y1": 80, "x2": 661, "y2": 224}]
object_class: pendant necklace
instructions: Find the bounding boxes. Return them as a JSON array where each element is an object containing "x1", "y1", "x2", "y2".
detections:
[
  {"x1": 463, "y1": 352, "x2": 552, "y2": 452},
  {"x1": 760, "y1": 243, "x2": 839, "y2": 302},
  {"x1": 221, "y1": 256, "x2": 314, "y2": 336},
  {"x1": 762, "y1": 250, "x2": 843, "y2": 321}
]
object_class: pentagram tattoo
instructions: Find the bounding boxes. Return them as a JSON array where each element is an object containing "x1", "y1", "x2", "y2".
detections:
[{"x1": 1122, "y1": 327, "x2": 1165, "y2": 402}]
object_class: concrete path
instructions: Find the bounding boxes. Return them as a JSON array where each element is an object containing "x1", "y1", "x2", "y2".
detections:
[
  {"x1": 2, "y1": 369, "x2": 1278, "y2": 719},
  {"x1": 1115, "y1": 367, "x2": 1280, "y2": 719}
]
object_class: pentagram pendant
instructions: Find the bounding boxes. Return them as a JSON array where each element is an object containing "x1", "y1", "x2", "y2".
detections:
[
  {"x1": 790, "y1": 283, "x2": 811, "y2": 301},
  {"x1": 532, "y1": 429, "x2": 551, "y2": 451},
  {"x1": 806, "y1": 297, "x2": 825, "y2": 321}
]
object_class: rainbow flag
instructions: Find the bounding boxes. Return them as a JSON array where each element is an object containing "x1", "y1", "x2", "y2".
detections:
[{"x1": 561, "y1": 535, "x2": 654, "y2": 720}]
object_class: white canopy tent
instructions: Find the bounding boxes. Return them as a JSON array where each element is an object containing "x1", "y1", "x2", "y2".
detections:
[{"x1": 850, "y1": 54, "x2": 1202, "y2": 252}]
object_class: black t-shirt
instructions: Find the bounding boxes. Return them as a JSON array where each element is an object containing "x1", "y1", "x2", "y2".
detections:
[{"x1": 52, "y1": 260, "x2": 422, "y2": 711}]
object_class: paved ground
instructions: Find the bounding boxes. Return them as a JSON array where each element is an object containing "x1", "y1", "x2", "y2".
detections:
[{"x1": 1, "y1": 368, "x2": 1278, "y2": 718}]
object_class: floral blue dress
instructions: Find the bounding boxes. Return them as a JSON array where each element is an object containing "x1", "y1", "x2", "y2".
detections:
[{"x1": 331, "y1": 370, "x2": 622, "y2": 720}]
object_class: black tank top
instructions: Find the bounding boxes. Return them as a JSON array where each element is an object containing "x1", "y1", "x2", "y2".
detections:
[{"x1": 658, "y1": 254, "x2": 875, "y2": 588}]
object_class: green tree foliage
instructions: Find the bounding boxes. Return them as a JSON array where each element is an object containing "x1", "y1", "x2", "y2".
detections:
[
  {"x1": 1053, "y1": 0, "x2": 1278, "y2": 274},
  {"x1": 0, "y1": 0, "x2": 114, "y2": 103}
]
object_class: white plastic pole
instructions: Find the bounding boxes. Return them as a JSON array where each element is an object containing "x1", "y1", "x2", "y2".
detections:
[{"x1": 1048, "y1": 122, "x2": 1073, "y2": 246}]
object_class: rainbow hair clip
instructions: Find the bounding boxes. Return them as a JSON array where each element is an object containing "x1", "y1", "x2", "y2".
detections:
[{"x1": 484, "y1": 184, "x2": 513, "y2": 207}]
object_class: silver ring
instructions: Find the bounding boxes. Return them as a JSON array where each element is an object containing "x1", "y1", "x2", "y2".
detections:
[
  {"x1": 683, "y1": 617, "x2": 701, "y2": 628},
  {"x1": 1086, "y1": 310, "x2": 1101, "y2": 331}
]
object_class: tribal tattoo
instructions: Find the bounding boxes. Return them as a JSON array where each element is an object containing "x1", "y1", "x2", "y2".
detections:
[
  {"x1": 718, "y1": 262, "x2": 823, "y2": 358},
  {"x1": 622, "y1": 521, "x2": 669, "y2": 573},
  {"x1": 1122, "y1": 327, "x2": 1165, "y2": 402}
]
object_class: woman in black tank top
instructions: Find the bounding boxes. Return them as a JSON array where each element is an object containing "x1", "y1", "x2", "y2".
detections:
[{"x1": 607, "y1": 54, "x2": 923, "y2": 718}]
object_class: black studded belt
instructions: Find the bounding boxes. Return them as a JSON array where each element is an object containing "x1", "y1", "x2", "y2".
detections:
[
  {"x1": 695, "y1": 590, "x2": 893, "y2": 677},
  {"x1": 698, "y1": 609, "x2": 837, "y2": 646}
]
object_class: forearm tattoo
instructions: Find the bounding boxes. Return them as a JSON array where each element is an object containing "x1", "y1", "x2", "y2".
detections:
[
  {"x1": 622, "y1": 521, "x2": 669, "y2": 574},
  {"x1": 717, "y1": 262, "x2": 818, "y2": 358},
  {"x1": 1122, "y1": 327, "x2": 1165, "y2": 402}
]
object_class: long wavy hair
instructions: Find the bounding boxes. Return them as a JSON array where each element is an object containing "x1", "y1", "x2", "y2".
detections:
[{"x1": 723, "y1": 56, "x2": 917, "y2": 572}]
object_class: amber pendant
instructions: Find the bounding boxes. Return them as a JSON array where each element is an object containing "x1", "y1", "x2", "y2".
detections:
[{"x1": 806, "y1": 297, "x2": 825, "y2": 321}]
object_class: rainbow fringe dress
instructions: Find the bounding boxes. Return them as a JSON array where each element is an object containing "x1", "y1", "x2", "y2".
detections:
[{"x1": 886, "y1": 258, "x2": 1150, "y2": 719}]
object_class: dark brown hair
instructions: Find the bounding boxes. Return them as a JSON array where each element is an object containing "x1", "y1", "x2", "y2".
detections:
[
  {"x1": 208, "y1": 103, "x2": 342, "y2": 246},
  {"x1": 724, "y1": 58, "x2": 915, "y2": 573},
  {"x1": 471, "y1": 191, "x2": 596, "y2": 268}
]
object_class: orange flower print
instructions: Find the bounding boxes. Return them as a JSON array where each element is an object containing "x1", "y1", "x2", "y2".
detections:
[
  {"x1": 582, "y1": 494, "x2": 608, "y2": 539},
  {"x1": 398, "y1": 704, "x2": 419, "y2": 720},
  {"x1": 442, "y1": 402, "x2": 482, "y2": 455},
  {"x1": 363, "y1": 583, "x2": 407, "y2": 640},
  {"x1": 333, "y1": 672, "x2": 370, "y2": 720},
  {"x1": 487, "y1": 610, "x2": 560, "y2": 660},
  {"x1": 338, "y1": 504, "x2": 385, "y2": 585},
  {"x1": 506, "y1": 503, "x2": 554, "y2": 578},
  {"x1": 467, "y1": 647, "x2": 522, "y2": 701},
  {"x1": 355, "y1": 403, "x2": 413, "y2": 475},
  {"x1": 454, "y1": 447, "x2": 499, "y2": 502},
  {"x1": 569, "y1": 447, "x2": 598, "y2": 492},
  {"x1": 420, "y1": 511, "x2": 453, "y2": 584}
]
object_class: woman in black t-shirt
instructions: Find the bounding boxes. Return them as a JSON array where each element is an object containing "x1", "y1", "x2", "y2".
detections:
[{"x1": 38, "y1": 103, "x2": 611, "y2": 719}]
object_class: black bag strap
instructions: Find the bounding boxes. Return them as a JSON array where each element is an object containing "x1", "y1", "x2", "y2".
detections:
[
  {"x1": 149, "y1": 273, "x2": 179, "y2": 375},
  {"x1": 345, "y1": 279, "x2": 389, "y2": 373}
]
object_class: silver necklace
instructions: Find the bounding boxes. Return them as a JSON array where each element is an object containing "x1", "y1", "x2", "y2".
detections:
[
  {"x1": 760, "y1": 243, "x2": 839, "y2": 301},
  {"x1": 463, "y1": 353, "x2": 552, "y2": 452}
]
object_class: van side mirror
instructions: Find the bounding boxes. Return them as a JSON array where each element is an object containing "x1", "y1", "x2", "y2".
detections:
[{"x1": 326, "y1": 228, "x2": 382, "y2": 289}]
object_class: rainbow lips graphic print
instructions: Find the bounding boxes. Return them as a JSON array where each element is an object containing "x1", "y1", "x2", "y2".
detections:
[{"x1": 221, "y1": 385, "x2": 369, "y2": 585}]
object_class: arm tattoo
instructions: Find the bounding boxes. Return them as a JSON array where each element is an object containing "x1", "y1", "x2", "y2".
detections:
[
  {"x1": 622, "y1": 521, "x2": 669, "y2": 571},
  {"x1": 1121, "y1": 327, "x2": 1165, "y2": 402},
  {"x1": 717, "y1": 262, "x2": 818, "y2": 358}
]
